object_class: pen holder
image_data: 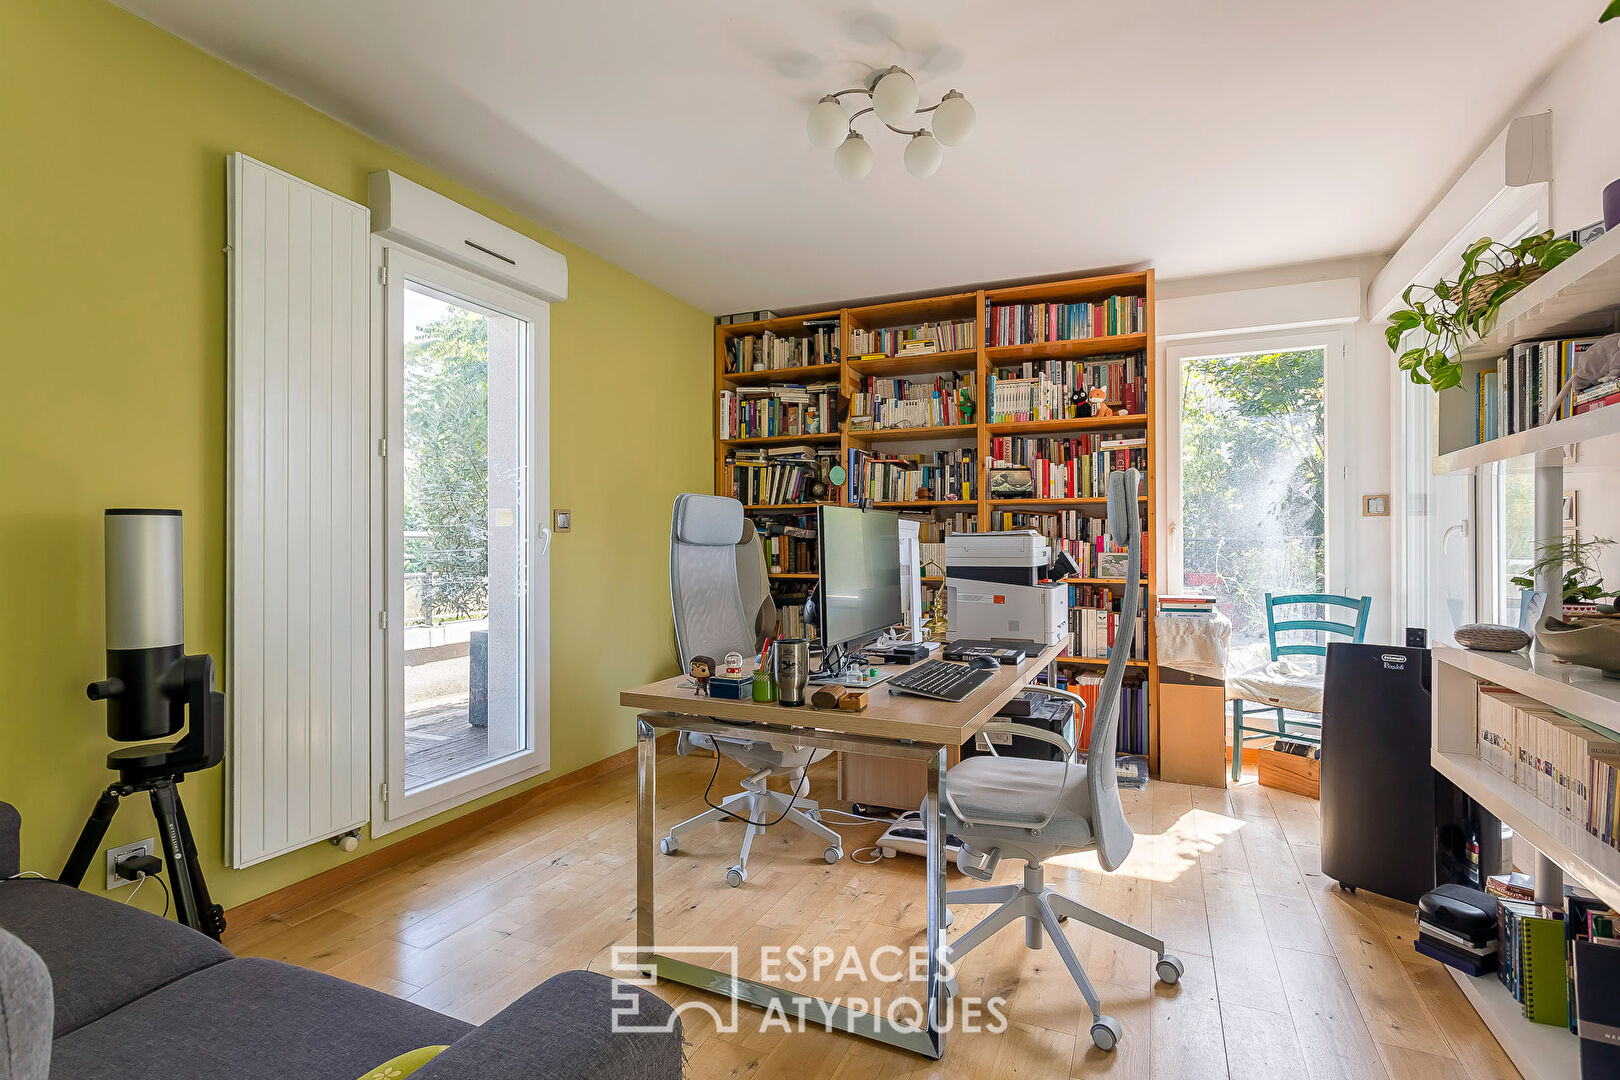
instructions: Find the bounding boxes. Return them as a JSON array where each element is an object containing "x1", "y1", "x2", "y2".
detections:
[
  {"x1": 752, "y1": 669, "x2": 777, "y2": 703},
  {"x1": 776, "y1": 638, "x2": 808, "y2": 707}
]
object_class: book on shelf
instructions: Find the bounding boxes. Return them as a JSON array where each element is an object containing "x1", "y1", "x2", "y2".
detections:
[
  {"x1": 850, "y1": 318, "x2": 975, "y2": 357},
  {"x1": 846, "y1": 446, "x2": 975, "y2": 504},
  {"x1": 987, "y1": 354, "x2": 1147, "y2": 421},
  {"x1": 1061, "y1": 672, "x2": 1149, "y2": 757},
  {"x1": 988, "y1": 509, "x2": 1142, "y2": 580},
  {"x1": 986, "y1": 295, "x2": 1146, "y2": 348},
  {"x1": 717, "y1": 309, "x2": 778, "y2": 326},
  {"x1": 719, "y1": 381, "x2": 838, "y2": 439},
  {"x1": 1069, "y1": 596, "x2": 1148, "y2": 661},
  {"x1": 727, "y1": 446, "x2": 840, "y2": 506},
  {"x1": 723, "y1": 319, "x2": 839, "y2": 374},
  {"x1": 988, "y1": 433, "x2": 1147, "y2": 500},
  {"x1": 1473, "y1": 336, "x2": 1604, "y2": 443},
  {"x1": 1159, "y1": 594, "x2": 1217, "y2": 617},
  {"x1": 1475, "y1": 684, "x2": 1620, "y2": 849},
  {"x1": 850, "y1": 372, "x2": 975, "y2": 431}
]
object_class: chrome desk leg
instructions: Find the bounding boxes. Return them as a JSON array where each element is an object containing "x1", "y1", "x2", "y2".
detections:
[
  {"x1": 925, "y1": 746, "x2": 948, "y2": 1054},
  {"x1": 636, "y1": 716, "x2": 657, "y2": 968}
]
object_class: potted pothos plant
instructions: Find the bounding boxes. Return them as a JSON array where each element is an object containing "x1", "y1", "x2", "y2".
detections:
[{"x1": 1386, "y1": 230, "x2": 1582, "y2": 391}]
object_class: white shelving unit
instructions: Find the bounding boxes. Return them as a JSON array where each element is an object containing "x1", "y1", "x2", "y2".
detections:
[{"x1": 1446, "y1": 967, "x2": 1580, "y2": 1080}]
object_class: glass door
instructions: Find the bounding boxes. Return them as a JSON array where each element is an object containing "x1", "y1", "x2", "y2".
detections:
[{"x1": 378, "y1": 244, "x2": 550, "y2": 828}]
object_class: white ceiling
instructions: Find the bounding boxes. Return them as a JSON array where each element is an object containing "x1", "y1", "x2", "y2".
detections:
[{"x1": 116, "y1": 0, "x2": 1592, "y2": 313}]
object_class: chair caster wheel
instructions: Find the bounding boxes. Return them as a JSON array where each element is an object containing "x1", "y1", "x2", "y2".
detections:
[
  {"x1": 824, "y1": 846, "x2": 843, "y2": 864},
  {"x1": 943, "y1": 976, "x2": 959, "y2": 998},
  {"x1": 1156, "y1": 955, "x2": 1185, "y2": 985},
  {"x1": 809, "y1": 809, "x2": 823, "y2": 822},
  {"x1": 1058, "y1": 914, "x2": 1070, "y2": 923},
  {"x1": 660, "y1": 837, "x2": 678, "y2": 856},
  {"x1": 944, "y1": 907, "x2": 954, "y2": 929},
  {"x1": 726, "y1": 866, "x2": 746, "y2": 888},
  {"x1": 1090, "y1": 1015, "x2": 1122, "y2": 1051}
]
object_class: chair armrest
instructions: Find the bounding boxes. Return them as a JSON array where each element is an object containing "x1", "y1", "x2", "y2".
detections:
[
  {"x1": 0, "y1": 802, "x2": 20, "y2": 879},
  {"x1": 411, "y1": 970, "x2": 682, "y2": 1080},
  {"x1": 946, "y1": 723, "x2": 1073, "y2": 832}
]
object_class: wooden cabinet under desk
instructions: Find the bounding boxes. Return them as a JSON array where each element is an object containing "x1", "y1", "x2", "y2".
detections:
[{"x1": 837, "y1": 745, "x2": 962, "y2": 812}]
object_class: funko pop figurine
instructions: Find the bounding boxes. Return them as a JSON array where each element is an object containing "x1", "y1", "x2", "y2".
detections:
[{"x1": 689, "y1": 654, "x2": 715, "y2": 696}]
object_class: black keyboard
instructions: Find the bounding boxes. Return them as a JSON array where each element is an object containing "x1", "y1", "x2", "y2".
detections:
[{"x1": 887, "y1": 659, "x2": 995, "y2": 703}]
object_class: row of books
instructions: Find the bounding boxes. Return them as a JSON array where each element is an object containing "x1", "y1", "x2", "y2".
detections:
[
  {"x1": 1477, "y1": 685, "x2": 1620, "y2": 844},
  {"x1": 847, "y1": 448, "x2": 975, "y2": 504},
  {"x1": 988, "y1": 354, "x2": 1147, "y2": 419},
  {"x1": 985, "y1": 295, "x2": 1146, "y2": 348},
  {"x1": 849, "y1": 319, "x2": 975, "y2": 357},
  {"x1": 760, "y1": 532, "x2": 817, "y2": 575},
  {"x1": 1159, "y1": 595, "x2": 1217, "y2": 617},
  {"x1": 849, "y1": 373, "x2": 974, "y2": 431},
  {"x1": 1473, "y1": 337, "x2": 1603, "y2": 443},
  {"x1": 1070, "y1": 604, "x2": 1148, "y2": 660},
  {"x1": 988, "y1": 434, "x2": 1148, "y2": 499},
  {"x1": 1065, "y1": 674, "x2": 1149, "y2": 756},
  {"x1": 987, "y1": 510, "x2": 1135, "y2": 579},
  {"x1": 723, "y1": 319, "x2": 840, "y2": 374},
  {"x1": 896, "y1": 512, "x2": 976, "y2": 543},
  {"x1": 718, "y1": 382, "x2": 838, "y2": 440},
  {"x1": 727, "y1": 447, "x2": 839, "y2": 506}
]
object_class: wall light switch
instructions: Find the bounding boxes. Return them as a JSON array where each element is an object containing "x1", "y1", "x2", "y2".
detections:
[
  {"x1": 1363, "y1": 494, "x2": 1389, "y2": 517},
  {"x1": 553, "y1": 509, "x2": 571, "y2": 532}
]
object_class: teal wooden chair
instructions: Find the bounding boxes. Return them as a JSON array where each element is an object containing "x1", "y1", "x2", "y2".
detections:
[{"x1": 1226, "y1": 592, "x2": 1371, "y2": 782}]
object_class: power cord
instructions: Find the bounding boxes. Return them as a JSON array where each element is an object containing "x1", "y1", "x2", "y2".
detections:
[{"x1": 702, "y1": 754, "x2": 811, "y2": 828}]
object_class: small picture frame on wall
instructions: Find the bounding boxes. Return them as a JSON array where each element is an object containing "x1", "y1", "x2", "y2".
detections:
[
  {"x1": 1563, "y1": 491, "x2": 1578, "y2": 528},
  {"x1": 1363, "y1": 494, "x2": 1390, "y2": 517}
]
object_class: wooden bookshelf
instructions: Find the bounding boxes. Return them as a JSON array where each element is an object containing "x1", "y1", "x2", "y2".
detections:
[{"x1": 714, "y1": 269, "x2": 1163, "y2": 772}]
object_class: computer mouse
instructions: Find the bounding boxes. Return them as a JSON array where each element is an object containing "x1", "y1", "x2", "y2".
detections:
[{"x1": 968, "y1": 655, "x2": 1001, "y2": 671}]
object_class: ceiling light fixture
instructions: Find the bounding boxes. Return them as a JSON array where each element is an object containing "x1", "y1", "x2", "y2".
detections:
[{"x1": 807, "y1": 69, "x2": 974, "y2": 180}]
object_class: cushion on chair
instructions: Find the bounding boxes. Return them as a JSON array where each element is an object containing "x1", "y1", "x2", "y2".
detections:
[
  {"x1": 0, "y1": 878, "x2": 231, "y2": 1036},
  {"x1": 1225, "y1": 658, "x2": 1325, "y2": 714},
  {"x1": 0, "y1": 928, "x2": 52, "y2": 1080},
  {"x1": 673, "y1": 494, "x2": 745, "y2": 547},
  {"x1": 945, "y1": 755, "x2": 1092, "y2": 838},
  {"x1": 49, "y1": 958, "x2": 473, "y2": 1080}
]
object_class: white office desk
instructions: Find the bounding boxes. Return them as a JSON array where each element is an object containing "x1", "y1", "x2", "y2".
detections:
[{"x1": 618, "y1": 637, "x2": 1068, "y2": 1059}]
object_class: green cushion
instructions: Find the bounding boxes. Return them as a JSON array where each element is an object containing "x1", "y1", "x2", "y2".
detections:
[{"x1": 355, "y1": 1045, "x2": 450, "y2": 1079}]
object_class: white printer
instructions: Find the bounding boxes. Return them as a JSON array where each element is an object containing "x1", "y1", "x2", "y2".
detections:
[{"x1": 945, "y1": 532, "x2": 1069, "y2": 648}]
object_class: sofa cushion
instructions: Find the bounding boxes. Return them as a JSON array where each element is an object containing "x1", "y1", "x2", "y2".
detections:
[
  {"x1": 0, "y1": 928, "x2": 53, "y2": 1080},
  {"x1": 0, "y1": 879, "x2": 230, "y2": 1036},
  {"x1": 50, "y1": 958, "x2": 473, "y2": 1080}
]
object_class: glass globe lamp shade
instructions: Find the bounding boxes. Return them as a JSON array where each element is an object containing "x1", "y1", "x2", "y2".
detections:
[
  {"x1": 806, "y1": 97, "x2": 847, "y2": 150},
  {"x1": 932, "y1": 91, "x2": 975, "y2": 146},
  {"x1": 870, "y1": 67, "x2": 919, "y2": 126},
  {"x1": 833, "y1": 132, "x2": 874, "y2": 180},
  {"x1": 903, "y1": 132, "x2": 943, "y2": 178}
]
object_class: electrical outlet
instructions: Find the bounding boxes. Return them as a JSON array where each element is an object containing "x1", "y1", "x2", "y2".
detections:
[{"x1": 106, "y1": 838, "x2": 155, "y2": 890}]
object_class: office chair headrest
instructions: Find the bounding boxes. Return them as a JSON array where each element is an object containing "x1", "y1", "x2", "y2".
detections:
[
  {"x1": 673, "y1": 493, "x2": 747, "y2": 547},
  {"x1": 1107, "y1": 468, "x2": 1141, "y2": 543}
]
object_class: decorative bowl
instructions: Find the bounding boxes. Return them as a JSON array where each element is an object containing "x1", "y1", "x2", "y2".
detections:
[
  {"x1": 1454, "y1": 623, "x2": 1530, "y2": 652},
  {"x1": 1536, "y1": 616, "x2": 1620, "y2": 679}
]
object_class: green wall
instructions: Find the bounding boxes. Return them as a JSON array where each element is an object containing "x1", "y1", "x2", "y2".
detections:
[{"x1": 0, "y1": 0, "x2": 711, "y2": 912}]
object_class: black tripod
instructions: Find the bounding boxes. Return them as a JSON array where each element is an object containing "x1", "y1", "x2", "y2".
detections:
[{"x1": 62, "y1": 653, "x2": 227, "y2": 940}]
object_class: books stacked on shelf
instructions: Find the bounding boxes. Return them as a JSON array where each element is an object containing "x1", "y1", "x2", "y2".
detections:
[
  {"x1": 1414, "y1": 892, "x2": 1499, "y2": 977},
  {"x1": 1159, "y1": 594, "x2": 1217, "y2": 617},
  {"x1": 717, "y1": 309, "x2": 778, "y2": 326},
  {"x1": 1476, "y1": 685, "x2": 1620, "y2": 844},
  {"x1": 749, "y1": 512, "x2": 819, "y2": 578},
  {"x1": 987, "y1": 354, "x2": 1147, "y2": 419},
  {"x1": 1570, "y1": 896, "x2": 1620, "y2": 1069},
  {"x1": 719, "y1": 381, "x2": 838, "y2": 439},
  {"x1": 1494, "y1": 896, "x2": 1570, "y2": 1027},
  {"x1": 899, "y1": 514, "x2": 976, "y2": 543},
  {"x1": 986, "y1": 295, "x2": 1146, "y2": 348},
  {"x1": 987, "y1": 434, "x2": 1148, "y2": 498},
  {"x1": 723, "y1": 318, "x2": 839, "y2": 374},
  {"x1": 1474, "y1": 337, "x2": 1604, "y2": 442},
  {"x1": 988, "y1": 510, "x2": 1139, "y2": 578},
  {"x1": 1064, "y1": 672, "x2": 1149, "y2": 756},
  {"x1": 728, "y1": 446, "x2": 840, "y2": 506},
  {"x1": 1069, "y1": 600, "x2": 1148, "y2": 661},
  {"x1": 849, "y1": 373, "x2": 975, "y2": 431},
  {"x1": 850, "y1": 319, "x2": 975, "y2": 357},
  {"x1": 847, "y1": 447, "x2": 976, "y2": 504}
]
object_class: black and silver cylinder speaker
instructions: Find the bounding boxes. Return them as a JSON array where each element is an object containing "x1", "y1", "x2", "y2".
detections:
[{"x1": 91, "y1": 509, "x2": 186, "y2": 741}]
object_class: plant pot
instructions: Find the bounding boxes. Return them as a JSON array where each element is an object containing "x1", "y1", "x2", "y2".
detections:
[
  {"x1": 1462, "y1": 266, "x2": 1547, "y2": 311},
  {"x1": 1606, "y1": 177, "x2": 1620, "y2": 232},
  {"x1": 1535, "y1": 615, "x2": 1620, "y2": 679}
]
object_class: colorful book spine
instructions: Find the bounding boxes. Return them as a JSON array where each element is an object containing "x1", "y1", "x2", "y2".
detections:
[{"x1": 985, "y1": 295, "x2": 1147, "y2": 347}]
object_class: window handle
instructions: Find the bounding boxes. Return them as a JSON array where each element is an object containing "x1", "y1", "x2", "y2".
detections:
[
  {"x1": 1442, "y1": 520, "x2": 1469, "y2": 554},
  {"x1": 537, "y1": 524, "x2": 552, "y2": 557}
]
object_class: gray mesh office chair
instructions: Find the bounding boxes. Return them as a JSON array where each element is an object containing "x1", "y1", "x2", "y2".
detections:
[
  {"x1": 943, "y1": 469, "x2": 1183, "y2": 1052},
  {"x1": 662, "y1": 494, "x2": 843, "y2": 887}
]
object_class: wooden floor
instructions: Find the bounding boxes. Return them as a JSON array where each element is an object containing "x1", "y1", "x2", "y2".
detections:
[{"x1": 226, "y1": 750, "x2": 1522, "y2": 1080}]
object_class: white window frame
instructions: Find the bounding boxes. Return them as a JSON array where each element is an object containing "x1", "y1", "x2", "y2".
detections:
[
  {"x1": 369, "y1": 238, "x2": 552, "y2": 836},
  {"x1": 1161, "y1": 326, "x2": 1350, "y2": 597}
]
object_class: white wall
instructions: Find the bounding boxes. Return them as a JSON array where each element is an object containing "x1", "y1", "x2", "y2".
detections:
[
  {"x1": 1155, "y1": 255, "x2": 1397, "y2": 643},
  {"x1": 1510, "y1": 27, "x2": 1620, "y2": 236}
]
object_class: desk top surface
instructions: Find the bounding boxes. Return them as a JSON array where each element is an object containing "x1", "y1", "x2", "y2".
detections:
[{"x1": 619, "y1": 638, "x2": 1070, "y2": 746}]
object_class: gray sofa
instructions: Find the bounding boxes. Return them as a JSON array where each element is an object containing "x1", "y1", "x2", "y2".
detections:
[{"x1": 0, "y1": 801, "x2": 681, "y2": 1080}]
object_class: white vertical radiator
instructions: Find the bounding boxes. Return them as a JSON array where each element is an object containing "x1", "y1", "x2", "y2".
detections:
[{"x1": 227, "y1": 153, "x2": 372, "y2": 867}]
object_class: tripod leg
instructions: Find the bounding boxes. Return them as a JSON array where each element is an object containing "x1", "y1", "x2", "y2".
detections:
[
  {"x1": 60, "y1": 787, "x2": 122, "y2": 887},
  {"x1": 150, "y1": 782, "x2": 204, "y2": 935},
  {"x1": 169, "y1": 786, "x2": 226, "y2": 939}
]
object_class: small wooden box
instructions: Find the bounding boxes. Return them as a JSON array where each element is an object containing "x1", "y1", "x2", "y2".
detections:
[{"x1": 1257, "y1": 748, "x2": 1319, "y2": 799}]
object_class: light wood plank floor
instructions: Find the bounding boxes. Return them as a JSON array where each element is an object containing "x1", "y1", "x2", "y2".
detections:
[{"x1": 226, "y1": 751, "x2": 1521, "y2": 1080}]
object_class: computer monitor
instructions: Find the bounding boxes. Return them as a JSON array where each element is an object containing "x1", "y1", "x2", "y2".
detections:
[{"x1": 815, "y1": 506, "x2": 902, "y2": 660}]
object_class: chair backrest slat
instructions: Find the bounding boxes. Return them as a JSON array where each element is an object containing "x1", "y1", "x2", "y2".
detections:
[{"x1": 1264, "y1": 592, "x2": 1371, "y2": 661}]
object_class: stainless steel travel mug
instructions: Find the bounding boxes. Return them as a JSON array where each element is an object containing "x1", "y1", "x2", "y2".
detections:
[{"x1": 776, "y1": 638, "x2": 809, "y2": 707}]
